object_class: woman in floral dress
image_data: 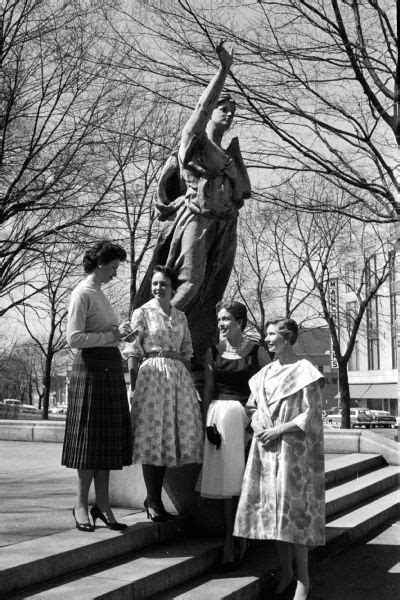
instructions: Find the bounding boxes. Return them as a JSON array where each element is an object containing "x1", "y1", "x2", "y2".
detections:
[
  {"x1": 234, "y1": 317, "x2": 325, "y2": 600},
  {"x1": 122, "y1": 266, "x2": 203, "y2": 521}
]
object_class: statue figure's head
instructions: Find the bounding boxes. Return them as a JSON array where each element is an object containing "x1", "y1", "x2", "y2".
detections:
[{"x1": 211, "y1": 93, "x2": 236, "y2": 131}]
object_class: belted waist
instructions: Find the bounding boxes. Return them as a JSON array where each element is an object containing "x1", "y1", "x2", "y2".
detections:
[
  {"x1": 144, "y1": 350, "x2": 181, "y2": 360},
  {"x1": 216, "y1": 393, "x2": 248, "y2": 403}
]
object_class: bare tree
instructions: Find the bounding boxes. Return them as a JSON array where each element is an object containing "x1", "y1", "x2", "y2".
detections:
[
  {"x1": 226, "y1": 201, "x2": 320, "y2": 342},
  {"x1": 14, "y1": 242, "x2": 81, "y2": 419},
  {"x1": 0, "y1": 0, "x2": 127, "y2": 316},
  {"x1": 273, "y1": 206, "x2": 394, "y2": 428},
  {"x1": 112, "y1": 1, "x2": 397, "y2": 223},
  {"x1": 92, "y1": 93, "x2": 185, "y2": 313}
]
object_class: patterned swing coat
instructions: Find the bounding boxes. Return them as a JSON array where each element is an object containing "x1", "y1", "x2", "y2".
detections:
[{"x1": 233, "y1": 359, "x2": 325, "y2": 546}]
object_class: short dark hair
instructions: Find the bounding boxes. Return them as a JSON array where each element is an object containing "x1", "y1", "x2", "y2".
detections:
[
  {"x1": 152, "y1": 265, "x2": 179, "y2": 291},
  {"x1": 216, "y1": 300, "x2": 247, "y2": 331},
  {"x1": 266, "y1": 316, "x2": 299, "y2": 345},
  {"x1": 83, "y1": 240, "x2": 127, "y2": 274}
]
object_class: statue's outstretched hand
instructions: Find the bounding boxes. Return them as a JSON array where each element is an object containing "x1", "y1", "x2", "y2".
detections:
[{"x1": 216, "y1": 40, "x2": 233, "y2": 70}]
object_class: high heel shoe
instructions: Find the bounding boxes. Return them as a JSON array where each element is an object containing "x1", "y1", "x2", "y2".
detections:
[
  {"x1": 90, "y1": 504, "x2": 128, "y2": 531},
  {"x1": 271, "y1": 577, "x2": 297, "y2": 598},
  {"x1": 144, "y1": 499, "x2": 175, "y2": 523},
  {"x1": 72, "y1": 507, "x2": 94, "y2": 532}
]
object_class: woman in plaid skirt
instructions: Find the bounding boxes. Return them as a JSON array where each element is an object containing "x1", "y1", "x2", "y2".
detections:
[{"x1": 62, "y1": 240, "x2": 133, "y2": 532}]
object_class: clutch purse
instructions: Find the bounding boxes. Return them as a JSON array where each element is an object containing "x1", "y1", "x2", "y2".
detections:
[{"x1": 206, "y1": 424, "x2": 221, "y2": 449}]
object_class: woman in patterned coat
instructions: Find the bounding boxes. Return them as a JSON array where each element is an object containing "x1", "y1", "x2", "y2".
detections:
[
  {"x1": 234, "y1": 317, "x2": 325, "y2": 600},
  {"x1": 122, "y1": 265, "x2": 203, "y2": 521}
]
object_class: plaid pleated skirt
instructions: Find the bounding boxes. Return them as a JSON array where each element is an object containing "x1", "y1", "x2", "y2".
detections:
[{"x1": 61, "y1": 347, "x2": 132, "y2": 470}]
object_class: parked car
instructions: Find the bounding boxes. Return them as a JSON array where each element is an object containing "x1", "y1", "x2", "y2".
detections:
[
  {"x1": 370, "y1": 410, "x2": 396, "y2": 428},
  {"x1": 50, "y1": 405, "x2": 68, "y2": 414},
  {"x1": 0, "y1": 398, "x2": 22, "y2": 419},
  {"x1": 20, "y1": 404, "x2": 39, "y2": 414},
  {"x1": 324, "y1": 408, "x2": 373, "y2": 428},
  {"x1": 2, "y1": 399, "x2": 22, "y2": 407}
]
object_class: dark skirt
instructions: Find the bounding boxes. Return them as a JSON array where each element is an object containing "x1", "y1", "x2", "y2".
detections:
[{"x1": 61, "y1": 347, "x2": 132, "y2": 470}]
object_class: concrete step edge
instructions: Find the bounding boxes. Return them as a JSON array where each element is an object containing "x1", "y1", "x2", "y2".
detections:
[
  {"x1": 325, "y1": 453, "x2": 384, "y2": 487},
  {"x1": 326, "y1": 466, "x2": 399, "y2": 517},
  {"x1": 0, "y1": 514, "x2": 190, "y2": 596},
  {"x1": 319, "y1": 490, "x2": 399, "y2": 559},
  {"x1": 5, "y1": 537, "x2": 223, "y2": 600},
  {"x1": 150, "y1": 542, "x2": 279, "y2": 600},
  {"x1": 326, "y1": 489, "x2": 399, "y2": 530}
]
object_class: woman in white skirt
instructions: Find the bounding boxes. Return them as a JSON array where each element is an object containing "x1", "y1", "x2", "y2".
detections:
[{"x1": 199, "y1": 300, "x2": 269, "y2": 566}]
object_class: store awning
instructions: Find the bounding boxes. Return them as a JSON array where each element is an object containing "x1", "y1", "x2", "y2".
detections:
[
  {"x1": 349, "y1": 384, "x2": 371, "y2": 398},
  {"x1": 335, "y1": 383, "x2": 397, "y2": 399}
]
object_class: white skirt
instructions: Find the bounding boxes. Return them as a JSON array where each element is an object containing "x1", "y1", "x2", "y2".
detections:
[{"x1": 199, "y1": 399, "x2": 250, "y2": 499}]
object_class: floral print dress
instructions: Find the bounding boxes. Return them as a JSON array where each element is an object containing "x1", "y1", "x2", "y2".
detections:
[
  {"x1": 122, "y1": 298, "x2": 203, "y2": 467},
  {"x1": 233, "y1": 359, "x2": 325, "y2": 546}
]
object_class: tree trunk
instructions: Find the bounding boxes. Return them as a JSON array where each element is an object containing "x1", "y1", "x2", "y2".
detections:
[
  {"x1": 41, "y1": 353, "x2": 53, "y2": 420},
  {"x1": 129, "y1": 236, "x2": 138, "y2": 316},
  {"x1": 338, "y1": 359, "x2": 351, "y2": 429}
]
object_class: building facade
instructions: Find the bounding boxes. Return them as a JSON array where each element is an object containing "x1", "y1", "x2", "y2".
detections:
[{"x1": 341, "y1": 244, "x2": 398, "y2": 417}]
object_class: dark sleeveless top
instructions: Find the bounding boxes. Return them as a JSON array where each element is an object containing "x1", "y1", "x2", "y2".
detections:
[{"x1": 211, "y1": 344, "x2": 260, "y2": 405}]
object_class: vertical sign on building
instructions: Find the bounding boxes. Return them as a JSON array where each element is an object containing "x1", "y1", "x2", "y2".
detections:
[{"x1": 328, "y1": 278, "x2": 340, "y2": 369}]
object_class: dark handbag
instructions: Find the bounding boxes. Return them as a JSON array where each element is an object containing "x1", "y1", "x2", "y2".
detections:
[{"x1": 206, "y1": 424, "x2": 221, "y2": 449}]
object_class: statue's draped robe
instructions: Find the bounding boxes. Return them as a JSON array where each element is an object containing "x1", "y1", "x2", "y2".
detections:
[
  {"x1": 234, "y1": 359, "x2": 326, "y2": 547},
  {"x1": 133, "y1": 133, "x2": 250, "y2": 364}
]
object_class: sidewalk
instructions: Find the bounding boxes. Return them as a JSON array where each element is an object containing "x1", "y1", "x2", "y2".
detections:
[
  {"x1": 0, "y1": 440, "x2": 138, "y2": 547},
  {"x1": 310, "y1": 522, "x2": 399, "y2": 600},
  {"x1": 0, "y1": 440, "x2": 399, "y2": 599}
]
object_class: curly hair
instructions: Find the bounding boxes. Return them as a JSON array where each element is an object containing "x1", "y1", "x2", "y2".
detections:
[
  {"x1": 83, "y1": 240, "x2": 127, "y2": 274},
  {"x1": 216, "y1": 300, "x2": 247, "y2": 331}
]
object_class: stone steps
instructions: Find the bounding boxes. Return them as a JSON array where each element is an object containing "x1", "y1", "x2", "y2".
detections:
[
  {"x1": 153, "y1": 490, "x2": 399, "y2": 600},
  {"x1": 324, "y1": 453, "x2": 384, "y2": 488},
  {"x1": 2, "y1": 453, "x2": 399, "y2": 599},
  {"x1": 0, "y1": 514, "x2": 190, "y2": 597},
  {"x1": 325, "y1": 464, "x2": 399, "y2": 518},
  {"x1": 7, "y1": 538, "x2": 222, "y2": 600}
]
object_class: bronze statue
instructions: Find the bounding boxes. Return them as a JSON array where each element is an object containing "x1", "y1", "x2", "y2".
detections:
[{"x1": 134, "y1": 44, "x2": 251, "y2": 366}]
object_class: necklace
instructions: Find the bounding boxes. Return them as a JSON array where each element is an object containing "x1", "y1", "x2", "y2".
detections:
[{"x1": 224, "y1": 336, "x2": 248, "y2": 355}]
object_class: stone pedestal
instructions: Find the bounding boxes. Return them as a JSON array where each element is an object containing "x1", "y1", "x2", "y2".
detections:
[{"x1": 104, "y1": 462, "x2": 224, "y2": 532}]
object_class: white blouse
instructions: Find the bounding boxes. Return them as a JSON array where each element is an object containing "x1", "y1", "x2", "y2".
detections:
[{"x1": 121, "y1": 298, "x2": 193, "y2": 362}]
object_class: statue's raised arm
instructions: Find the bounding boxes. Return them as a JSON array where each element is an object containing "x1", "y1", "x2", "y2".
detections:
[{"x1": 180, "y1": 42, "x2": 234, "y2": 164}]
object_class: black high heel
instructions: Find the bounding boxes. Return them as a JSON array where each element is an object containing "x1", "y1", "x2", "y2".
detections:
[
  {"x1": 271, "y1": 577, "x2": 297, "y2": 598},
  {"x1": 143, "y1": 499, "x2": 175, "y2": 523},
  {"x1": 90, "y1": 504, "x2": 128, "y2": 531},
  {"x1": 72, "y1": 507, "x2": 94, "y2": 532}
]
